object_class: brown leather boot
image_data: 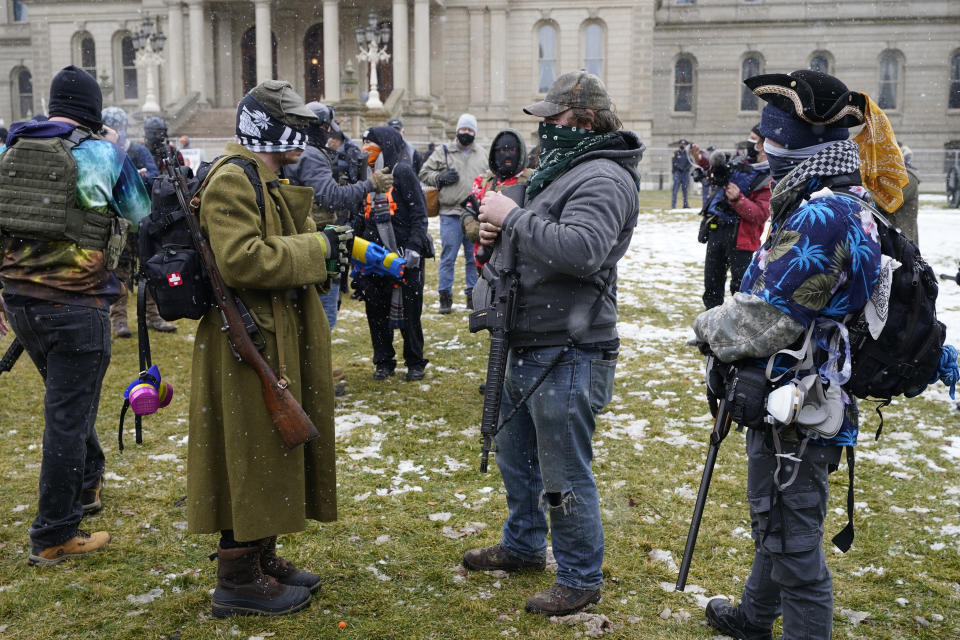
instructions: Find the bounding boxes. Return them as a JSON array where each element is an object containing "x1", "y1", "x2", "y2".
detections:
[
  {"x1": 110, "y1": 295, "x2": 131, "y2": 338},
  {"x1": 211, "y1": 544, "x2": 311, "y2": 618},
  {"x1": 145, "y1": 296, "x2": 177, "y2": 332},
  {"x1": 260, "y1": 537, "x2": 322, "y2": 593}
]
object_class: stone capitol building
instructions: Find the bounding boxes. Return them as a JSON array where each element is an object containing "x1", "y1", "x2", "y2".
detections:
[{"x1": 1, "y1": 0, "x2": 957, "y2": 182}]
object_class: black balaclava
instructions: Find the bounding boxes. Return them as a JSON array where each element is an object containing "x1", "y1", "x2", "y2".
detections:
[
  {"x1": 144, "y1": 116, "x2": 168, "y2": 156},
  {"x1": 493, "y1": 132, "x2": 522, "y2": 181},
  {"x1": 47, "y1": 65, "x2": 102, "y2": 131}
]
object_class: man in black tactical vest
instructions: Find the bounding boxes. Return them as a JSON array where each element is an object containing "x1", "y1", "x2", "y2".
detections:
[{"x1": 0, "y1": 66, "x2": 152, "y2": 566}]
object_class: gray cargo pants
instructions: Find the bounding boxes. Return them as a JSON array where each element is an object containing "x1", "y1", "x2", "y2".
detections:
[{"x1": 739, "y1": 428, "x2": 842, "y2": 640}]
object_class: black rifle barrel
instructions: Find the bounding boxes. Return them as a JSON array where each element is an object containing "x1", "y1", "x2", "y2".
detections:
[
  {"x1": 0, "y1": 338, "x2": 24, "y2": 375},
  {"x1": 939, "y1": 273, "x2": 957, "y2": 282},
  {"x1": 676, "y1": 398, "x2": 731, "y2": 591}
]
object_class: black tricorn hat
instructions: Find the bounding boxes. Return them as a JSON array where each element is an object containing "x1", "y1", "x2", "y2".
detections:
[{"x1": 743, "y1": 70, "x2": 866, "y2": 128}]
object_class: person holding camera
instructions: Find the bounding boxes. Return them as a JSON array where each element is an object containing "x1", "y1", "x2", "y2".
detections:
[
  {"x1": 693, "y1": 70, "x2": 883, "y2": 640},
  {"x1": 419, "y1": 114, "x2": 487, "y2": 314},
  {"x1": 0, "y1": 66, "x2": 151, "y2": 565},
  {"x1": 468, "y1": 71, "x2": 643, "y2": 616},
  {"x1": 696, "y1": 128, "x2": 771, "y2": 309},
  {"x1": 354, "y1": 126, "x2": 431, "y2": 381}
]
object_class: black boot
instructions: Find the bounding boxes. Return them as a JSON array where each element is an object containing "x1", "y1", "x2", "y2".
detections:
[
  {"x1": 705, "y1": 598, "x2": 773, "y2": 640},
  {"x1": 260, "y1": 537, "x2": 322, "y2": 594},
  {"x1": 211, "y1": 544, "x2": 312, "y2": 618},
  {"x1": 438, "y1": 290, "x2": 453, "y2": 314}
]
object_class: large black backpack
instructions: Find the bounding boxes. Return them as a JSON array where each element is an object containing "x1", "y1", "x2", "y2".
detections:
[
  {"x1": 138, "y1": 156, "x2": 266, "y2": 321},
  {"x1": 846, "y1": 205, "x2": 944, "y2": 403}
]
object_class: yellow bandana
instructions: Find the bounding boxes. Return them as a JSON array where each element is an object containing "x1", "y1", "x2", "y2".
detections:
[{"x1": 853, "y1": 94, "x2": 908, "y2": 212}]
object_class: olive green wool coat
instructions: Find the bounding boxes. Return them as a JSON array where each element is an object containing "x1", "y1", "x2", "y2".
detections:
[{"x1": 187, "y1": 143, "x2": 336, "y2": 541}]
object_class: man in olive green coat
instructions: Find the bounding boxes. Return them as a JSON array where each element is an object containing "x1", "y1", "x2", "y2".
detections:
[{"x1": 187, "y1": 81, "x2": 351, "y2": 618}]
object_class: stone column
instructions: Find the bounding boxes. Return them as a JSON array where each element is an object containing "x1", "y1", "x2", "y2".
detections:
[
  {"x1": 187, "y1": 0, "x2": 206, "y2": 100},
  {"x1": 391, "y1": 0, "x2": 408, "y2": 94},
  {"x1": 489, "y1": 6, "x2": 506, "y2": 105},
  {"x1": 413, "y1": 0, "x2": 430, "y2": 98},
  {"x1": 166, "y1": 0, "x2": 185, "y2": 104},
  {"x1": 254, "y1": 0, "x2": 272, "y2": 83},
  {"x1": 468, "y1": 8, "x2": 484, "y2": 106},
  {"x1": 323, "y1": 0, "x2": 340, "y2": 101},
  {"x1": 215, "y1": 9, "x2": 232, "y2": 107}
]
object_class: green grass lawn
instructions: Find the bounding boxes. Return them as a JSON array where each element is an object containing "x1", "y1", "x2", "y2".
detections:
[{"x1": 1, "y1": 191, "x2": 958, "y2": 639}]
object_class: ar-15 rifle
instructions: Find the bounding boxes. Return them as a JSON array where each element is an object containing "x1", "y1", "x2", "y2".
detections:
[
  {"x1": 676, "y1": 364, "x2": 733, "y2": 591},
  {"x1": 161, "y1": 149, "x2": 320, "y2": 449},
  {"x1": 0, "y1": 338, "x2": 24, "y2": 376},
  {"x1": 469, "y1": 240, "x2": 520, "y2": 472}
]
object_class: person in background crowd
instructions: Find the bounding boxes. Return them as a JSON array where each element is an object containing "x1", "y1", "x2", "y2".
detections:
[
  {"x1": 460, "y1": 128, "x2": 533, "y2": 293},
  {"x1": 0, "y1": 65, "x2": 151, "y2": 566},
  {"x1": 388, "y1": 118, "x2": 425, "y2": 174},
  {"x1": 671, "y1": 139, "x2": 692, "y2": 208},
  {"x1": 285, "y1": 102, "x2": 393, "y2": 395},
  {"x1": 355, "y1": 126, "x2": 431, "y2": 381},
  {"x1": 419, "y1": 113, "x2": 487, "y2": 314},
  {"x1": 100, "y1": 107, "x2": 176, "y2": 336}
]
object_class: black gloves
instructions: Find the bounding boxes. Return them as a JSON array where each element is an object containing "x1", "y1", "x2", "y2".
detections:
[
  {"x1": 462, "y1": 193, "x2": 481, "y2": 216},
  {"x1": 321, "y1": 225, "x2": 354, "y2": 275},
  {"x1": 437, "y1": 169, "x2": 460, "y2": 188}
]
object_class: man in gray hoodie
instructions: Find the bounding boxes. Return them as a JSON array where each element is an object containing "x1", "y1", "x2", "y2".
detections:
[{"x1": 463, "y1": 71, "x2": 644, "y2": 616}]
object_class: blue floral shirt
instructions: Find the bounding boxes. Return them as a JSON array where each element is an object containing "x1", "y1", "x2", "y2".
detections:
[{"x1": 741, "y1": 190, "x2": 882, "y2": 445}]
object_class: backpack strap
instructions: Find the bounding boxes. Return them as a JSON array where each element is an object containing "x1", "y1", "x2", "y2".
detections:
[{"x1": 831, "y1": 445, "x2": 856, "y2": 552}]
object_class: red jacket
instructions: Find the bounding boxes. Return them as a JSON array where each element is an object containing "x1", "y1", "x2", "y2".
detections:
[{"x1": 730, "y1": 184, "x2": 770, "y2": 251}]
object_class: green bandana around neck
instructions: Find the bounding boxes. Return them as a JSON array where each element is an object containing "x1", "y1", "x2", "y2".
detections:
[{"x1": 526, "y1": 122, "x2": 615, "y2": 199}]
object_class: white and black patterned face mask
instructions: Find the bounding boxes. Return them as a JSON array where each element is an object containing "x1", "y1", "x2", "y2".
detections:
[
  {"x1": 768, "y1": 139, "x2": 861, "y2": 224},
  {"x1": 764, "y1": 140, "x2": 837, "y2": 182},
  {"x1": 235, "y1": 94, "x2": 307, "y2": 153}
]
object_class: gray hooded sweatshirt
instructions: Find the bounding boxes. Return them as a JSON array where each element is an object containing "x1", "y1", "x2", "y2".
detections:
[{"x1": 474, "y1": 131, "x2": 644, "y2": 347}]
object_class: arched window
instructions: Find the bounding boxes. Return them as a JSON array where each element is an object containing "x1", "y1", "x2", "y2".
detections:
[
  {"x1": 241, "y1": 26, "x2": 278, "y2": 94},
  {"x1": 949, "y1": 51, "x2": 960, "y2": 109},
  {"x1": 74, "y1": 32, "x2": 96, "y2": 79},
  {"x1": 674, "y1": 57, "x2": 694, "y2": 112},
  {"x1": 878, "y1": 50, "x2": 901, "y2": 110},
  {"x1": 741, "y1": 54, "x2": 762, "y2": 110},
  {"x1": 537, "y1": 23, "x2": 557, "y2": 93},
  {"x1": 583, "y1": 22, "x2": 604, "y2": 79},
  {"x1": 12, "y1": 67, "x2": 33, "y2": 119},
  {"x1": 809, "y1": 53, "x2": 830, "y2": 74},
  {"x1": 120, "y1": 34, "x2": 137, "y2": 100},
  {"x1": 304, "y1": 24, "x2": 324, "y2": 102}
]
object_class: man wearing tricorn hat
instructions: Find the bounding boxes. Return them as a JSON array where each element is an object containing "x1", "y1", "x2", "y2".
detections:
[
  {"x1": 187, "y1": 80, "x2": 352, "y2": 618},
  {"x1": 693, "y1": 69, "x2": 889, "y2": 640},
  {"x1": 465, "y1": 71, "x2": 644, "y2": 616}
]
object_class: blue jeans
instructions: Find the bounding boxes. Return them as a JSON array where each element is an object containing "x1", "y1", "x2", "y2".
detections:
[
  {"x1": 672, "y1": 171, "x2": 690, "y2": 208},
  {"x1": 320, "y1": 281, "x2": 340, "y2": 330},
  {"x1": 494, "y1": 344, "x2": 616, "y2": 590},
  {"x1": 3, "y1": 296, "x2": 110, "y2": 549},
  {"x1": 438, "y1": 213, "x2": 477, "y2": 294}
]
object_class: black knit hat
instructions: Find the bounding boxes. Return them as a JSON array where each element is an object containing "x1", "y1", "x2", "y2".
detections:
[{"x1": 48, "y1": 65, "x2": 103, "y2": 131}]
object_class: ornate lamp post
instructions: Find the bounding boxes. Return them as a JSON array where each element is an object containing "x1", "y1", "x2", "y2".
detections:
[
  {"x1": 132, "y1": 15, "x2": 167, "y2": 113},
  {"x1": 355, "y1": 11, "x2": 391, "y2": 109}
]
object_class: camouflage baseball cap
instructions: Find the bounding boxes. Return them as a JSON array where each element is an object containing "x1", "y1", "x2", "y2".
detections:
[
  {"x1": 523, "y1": 71, "x2": 612, "y2": 117},
  {"x1": 249, "y1": 80, "x2": 317, "y2": 128}
]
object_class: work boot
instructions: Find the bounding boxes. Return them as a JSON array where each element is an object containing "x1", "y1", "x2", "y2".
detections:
[
  {"x1": 465, "y1": 289, "x2": 474, "y2": 311},
  {"x1": 211, "y1": 545, "x2": 312, "y2": 618},
  {"x1": 260, "y1": 537, "x2": 322, "y2": 594},
  {"x1": 405, "y1": 367, "x2": 425, "y2": 382},
  {"x1": 28, "y1": 530, "x2": 111, "y2": 566},
  {"x1": 438, "y1": 290, "x2": 453, "y2": 315},
  {"x1": 462, "y1": 544, "x2": 546, "y2": 572},
  {"x1": 110, "y1": 294, "x2": 132, "y2": 338},
  {"x1": 525, "y1": 583, "x2": 601, "y2": 616},
  {"x1": 81, "y1": 476, "x2": 104, "y2": 515},
  {"x1": 705, "y1": 598, "x2": 773, "y2": 640},
  {"x1": 146, "y1": 298, "x2": 177, "y2": 332}
]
